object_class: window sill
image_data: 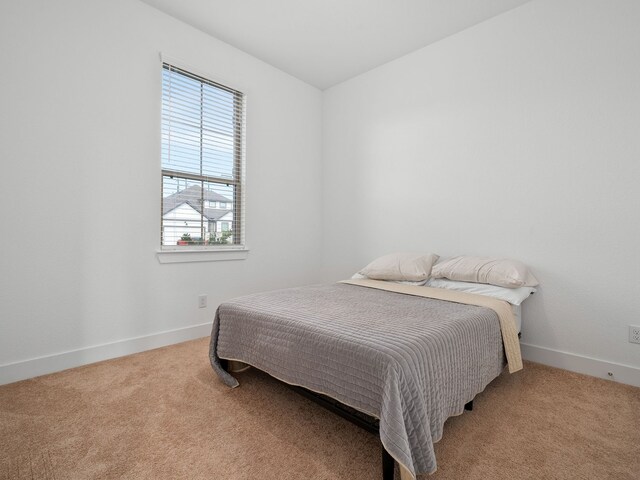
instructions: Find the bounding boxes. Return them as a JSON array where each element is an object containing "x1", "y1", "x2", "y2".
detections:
[{"x1": 156, "y1": 248, "x2": 249, "y2": 264}]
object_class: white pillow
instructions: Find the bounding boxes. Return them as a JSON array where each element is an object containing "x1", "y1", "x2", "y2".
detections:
[
  {"x1": 431, "y1": 256, "x2": 538, "y2": 288},
  {"x1": 426, "y1": 278, "x2": 536, "y2": 305},
  {"x1": 358, "y1": 252, "x2": 439, "y2": 282}
]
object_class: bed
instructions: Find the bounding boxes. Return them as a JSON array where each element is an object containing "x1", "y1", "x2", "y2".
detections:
[{"x1": 209, "y1": 278, "x2": 522, "y2": 479}]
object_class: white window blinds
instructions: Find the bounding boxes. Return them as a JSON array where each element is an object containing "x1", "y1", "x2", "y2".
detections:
[{"x1": 161, "y1": 63, "x2": 245, "y2": 249}]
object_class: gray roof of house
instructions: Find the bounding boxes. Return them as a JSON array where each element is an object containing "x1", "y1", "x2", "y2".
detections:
[
  {"x1": 203, "y1": 208, "x2": 233, "y2": 221},
  {"x1": 163, "y1": 185, "x2": 232, "y2": 221}
]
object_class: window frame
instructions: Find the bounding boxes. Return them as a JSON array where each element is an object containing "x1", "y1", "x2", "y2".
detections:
[{"x1": 158, "y1": 58, "x2": 247, "y2": 258}]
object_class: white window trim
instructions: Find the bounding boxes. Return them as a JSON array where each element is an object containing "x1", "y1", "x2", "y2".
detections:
[
  {"x1": 156, "y1": 247, "x2": 250, "y2": 264},
  {"x1": 158, "y1": 53, "x2": 248, "y2": 263}
]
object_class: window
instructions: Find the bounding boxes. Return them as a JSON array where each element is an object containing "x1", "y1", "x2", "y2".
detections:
[{"x1": 161, "y1": 63, "x2": 245, "y2": 249}]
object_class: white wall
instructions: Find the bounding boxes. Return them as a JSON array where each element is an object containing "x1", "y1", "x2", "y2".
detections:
[
  {"x1": 2, "y1": 0, "x2": 639, "y2": 386},
  {"x1": 322, "y1": 0, "x2": 640, "y2": 378},
  {"x1": 0, "y1": 0, "x2": 322, "y2": 382}
]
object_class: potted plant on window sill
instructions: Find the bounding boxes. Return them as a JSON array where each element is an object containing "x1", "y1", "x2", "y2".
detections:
[{"x1": 177, "y1": 233, "x2": 192, "y2": 246}]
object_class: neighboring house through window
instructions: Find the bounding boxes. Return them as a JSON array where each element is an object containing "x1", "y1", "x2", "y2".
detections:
[{"x1": 160, "y1": 62, "x2": 245, "y2": 248}]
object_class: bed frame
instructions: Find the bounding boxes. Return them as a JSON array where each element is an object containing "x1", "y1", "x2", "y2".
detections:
[
  {"x1": 288, "y1": 384, "x2": 473, "y2": 480},
  {"x1": 220, "y1": 359, "x2": 472, "y2": 480}
]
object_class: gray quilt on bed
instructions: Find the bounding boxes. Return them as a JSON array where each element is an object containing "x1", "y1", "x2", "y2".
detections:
[{"x1": 209, "y1": 283, "x2": 506, "y2": 476}]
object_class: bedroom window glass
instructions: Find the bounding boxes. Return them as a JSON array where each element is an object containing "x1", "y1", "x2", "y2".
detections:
[{"x1": 161, "y1": 63, "x2": 246, "y2": 249}]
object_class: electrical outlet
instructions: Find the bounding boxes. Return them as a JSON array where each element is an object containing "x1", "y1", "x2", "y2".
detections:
[
  {"x1": 198, "y1": 294, "x2": 207, "y2": 309},
  {"x1": 630, "y1": 325, "x2": 640, "y2": 344}
]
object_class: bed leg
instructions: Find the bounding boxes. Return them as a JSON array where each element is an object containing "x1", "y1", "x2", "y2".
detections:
[
  {"x1": 464, "y1": 400, "x2": 473, "y2": 411},
  {"x1": 382, "y1": 447, "x2": 394, "y2": 480}
]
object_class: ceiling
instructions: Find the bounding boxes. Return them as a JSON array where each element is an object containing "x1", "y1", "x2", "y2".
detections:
[{"x1": 141, "y1": 0, "x2": 531, "y2": 90}]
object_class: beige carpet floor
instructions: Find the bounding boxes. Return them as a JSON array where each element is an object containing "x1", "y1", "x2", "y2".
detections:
[{"x1": 0, "y1": 338, "x2": 638, "y2": 480}]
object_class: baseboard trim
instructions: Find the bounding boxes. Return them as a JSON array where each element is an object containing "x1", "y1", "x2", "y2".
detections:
[
  {"x1": 520, "y1": 342, "x2": 640, "y2": 388},
  {"x1": 3, "y1": 332, "x2": 637, "y2": 388},
  {"x1": 0, "y1": 322, "x2": 213, "y2": 386}
]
